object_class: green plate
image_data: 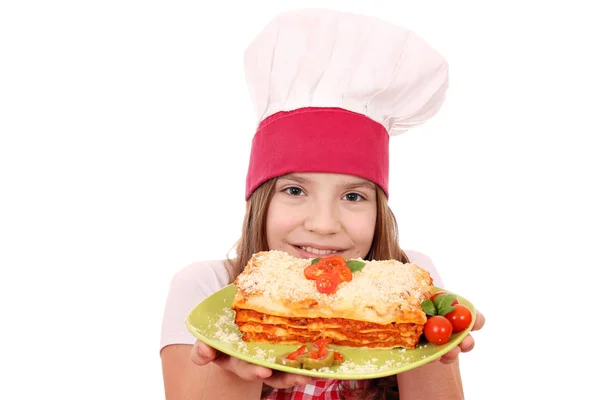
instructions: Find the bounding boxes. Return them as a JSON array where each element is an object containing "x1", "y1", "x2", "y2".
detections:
[{"x1": 185, "y1": 284, "x2": 476, "y2": 379}]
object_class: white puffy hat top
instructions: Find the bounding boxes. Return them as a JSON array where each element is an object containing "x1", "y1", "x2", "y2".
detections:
[{"x1": 244, "y1": 8, "x2": 449, "y2": 136}]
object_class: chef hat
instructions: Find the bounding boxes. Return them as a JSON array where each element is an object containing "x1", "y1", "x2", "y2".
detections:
[{"x1": 244, "y1": 8, "x2": 448, "y2": 200}]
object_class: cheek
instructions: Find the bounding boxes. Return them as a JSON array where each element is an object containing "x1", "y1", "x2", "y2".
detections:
[
  {"x1": 357, "y1": 221, "x2": 376, "y2": 246},
  {"x1": 346, "y1": 210, "x2": 377, "y2": 251},
  {"x1": 265, "y1": 201, "x2": 299, "y2": 247}
]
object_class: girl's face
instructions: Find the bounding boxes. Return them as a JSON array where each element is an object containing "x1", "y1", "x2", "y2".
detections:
[{"x1": 266, "y1": 173, "x2": 377, "y2": 260}]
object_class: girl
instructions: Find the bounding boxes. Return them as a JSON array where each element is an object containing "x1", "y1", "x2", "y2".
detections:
[{"x1": 160, "y1": 8, "x2": 485, "y2": 400}]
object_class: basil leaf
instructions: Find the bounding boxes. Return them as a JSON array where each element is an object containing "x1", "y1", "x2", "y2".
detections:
[
  {"x1": 433, "y1": 294, "x2": 458, "y2": 311},
  {"x1": 421, "y1": 299, "x2": 437, "y2": 316},
  {"x1": 311, "y1": 258, "x2": 321, "y2": 264},
  {"x1": 346, "y1": 260, "x2": 366, "y2": 272},
  {"x1": 438, "y1": 305, "x2": 456, "y2": 316}
]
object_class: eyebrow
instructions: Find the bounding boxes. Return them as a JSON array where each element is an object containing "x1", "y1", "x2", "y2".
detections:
[
  {"x1": 279, "y1": 174, "x2": 309, "y2": 184},
  {"x1": 342, "y1": 180, "x2": 377, "y2": 191},
  {"x1": 280, "y1": 174, "x2": 377, "y2": 191}
]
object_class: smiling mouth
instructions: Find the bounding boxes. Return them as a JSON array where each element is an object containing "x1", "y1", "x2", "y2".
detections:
[{"x1": 295, "y1": 245, "x2": 343, "y2": 256}]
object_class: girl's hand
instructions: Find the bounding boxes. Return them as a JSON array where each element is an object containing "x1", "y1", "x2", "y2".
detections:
[
  {"x1": 190, "y1": 340, "x2": 314, "y2": 389},
  {"x1": 439, "y1": 311, "x2": 485, "y2": 364}
]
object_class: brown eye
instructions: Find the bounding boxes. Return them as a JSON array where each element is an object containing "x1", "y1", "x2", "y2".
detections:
[
  {"x1": 284, "y1": 187, "x2": 304, "y2": 196},
  {"x1": 344, "y1": 192, "x2": 364, "y2": 202}
]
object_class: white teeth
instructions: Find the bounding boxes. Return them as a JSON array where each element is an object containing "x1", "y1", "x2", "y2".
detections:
[{"x1": 300, "y1": 246, "x2": 336, "y2": 255}]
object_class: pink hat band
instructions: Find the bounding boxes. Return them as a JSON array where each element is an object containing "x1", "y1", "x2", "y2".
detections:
[{"x1": 245, "y1": 107, "x2": 389, "y2": 200}]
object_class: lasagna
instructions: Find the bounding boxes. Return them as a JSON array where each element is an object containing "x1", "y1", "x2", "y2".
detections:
[{"x1": 232, "y1": 250, "x2": 433, "y2": 349}]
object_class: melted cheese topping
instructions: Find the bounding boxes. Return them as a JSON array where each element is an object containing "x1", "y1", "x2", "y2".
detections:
[{"x1": 233, "y1": 250, "x2": 433, "y2": 325}]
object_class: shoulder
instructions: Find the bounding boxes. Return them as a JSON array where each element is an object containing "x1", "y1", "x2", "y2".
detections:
[
  {"x1": 403, "y1": 249, "x2": 434, "y2": 268},
  {"x1": 403, "y1": 249, "x2": 445, "y2": 288},
  {"x1": 160, "y1": 259, "x2": 230, "y2": 351},
  {"x1": 168, "y1": 259, "x2": 230, "y2": 295}
]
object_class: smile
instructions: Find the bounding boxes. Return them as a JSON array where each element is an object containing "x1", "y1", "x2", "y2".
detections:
[{"x1": 296, "y1": 246, "x2": 341, "y2": 256}]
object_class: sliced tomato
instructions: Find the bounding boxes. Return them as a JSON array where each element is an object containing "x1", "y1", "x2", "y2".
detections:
[
  {"x1": 310, "y1": 256, "x2": 352, "y2": 282},
  {"x1": 317, "y1": 255, "x2": 346, "y2": 270},
  {"x1": 308, "y1": 338, "x2": 332, "y2": 358},
  {"x1": 304, "y1": 263, "x2": 333, "y2": 280},
  {"x1": 305, "y1": 255, "x2": 352, "y2": 282},
  {"x1": 334, "y1": 264, "x2": 353, "y2": 282},
  {"x1": 308, "y1": 344, "x2": 328, "y2": 359},
  {"x1": 317, "y1": 344, "x2": 327, "y2": 358},
  {"x1": 315, "y1": 273, "x2": 340, "y2": 294},
  {"x1": 286, "y1": 345, "x2": 306, "y2": 360},
  {"x1": 333, "y1": 352, "x2": 344, "y2": 363}
]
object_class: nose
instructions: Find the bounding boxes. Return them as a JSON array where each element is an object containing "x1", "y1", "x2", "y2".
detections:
[{"x1": 303, "y1": 199, "x2": 342, "y2": 235}]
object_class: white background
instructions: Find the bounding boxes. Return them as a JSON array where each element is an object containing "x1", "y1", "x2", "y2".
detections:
[{"x1": 1, "y1": 1, "x2": 598, "y2": 399}]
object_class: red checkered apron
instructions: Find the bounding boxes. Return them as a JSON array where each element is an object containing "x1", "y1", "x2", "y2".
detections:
[{"x1": 262, "y1": 379, "x2": 369, "y2": 400}]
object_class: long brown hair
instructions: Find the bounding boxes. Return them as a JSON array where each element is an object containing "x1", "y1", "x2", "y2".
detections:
[{"x1": 225, "y1": 177, "x2": 410, "y2": 399}]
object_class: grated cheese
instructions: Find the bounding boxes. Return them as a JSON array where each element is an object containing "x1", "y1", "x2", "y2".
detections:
[
  {"x1": 211, "y1": 308, "x2": 277, "y2": 361},
  {"x1": 213, "y1": 308, "x2": 242, "y2": 343},
  {"x1": 234, "y1": 250, "x2": 432, "y2": 324}
]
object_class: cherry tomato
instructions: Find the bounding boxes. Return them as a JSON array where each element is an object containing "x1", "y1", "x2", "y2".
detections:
[
  {"x1": 315, "y1": 273, "x2": 340, "y2": 294},
  {"x1": 444, "y1": 304, "x2": 473, "y2": 332},
  {"x1": 430, "y1": 291, "x2": 459, "y2": 305},
  {"x1": 306, "y1": 256, "x2": 352, "y2": 283},
  {"x1": 320, "y1": 256, "x2": 352, "y2": 282},
  {"x1": 318, "y1": 255, "x2": 346, "y2": 269},
  {"x1": 304, "y1": 263, "x2": 333, "y2": 280},
  {"x1": 423, "y1": 316, "x2": 453, "y2": 345},
  {"x1": 334, "y1": 264, "x2": 352, "y2": 282}
]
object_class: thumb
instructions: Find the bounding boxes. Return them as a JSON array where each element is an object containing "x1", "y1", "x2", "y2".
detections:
[{"x1": 190, "y1": 341, "x2": 217, "y2": 366}]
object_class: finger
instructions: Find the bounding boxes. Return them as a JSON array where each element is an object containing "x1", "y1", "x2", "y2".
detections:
[
  {"x1": 458, "y1": 334, "x2": 475, "y2": 353},
  {"x1": 439, "y1": 347, "x2": 461, "y2": 364},
  {"x1": 213, "y1": 356, "x2": 273, "y2": 381},
  {"x1": 472, "y1": 311, "x2": 485, "y2": 331},
  {"x1": 190, "y1": 341, "x2": 217, "y2": 366},
  {"x1": 263, "y1": 371, "x2": 314, "y2": 389}
]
